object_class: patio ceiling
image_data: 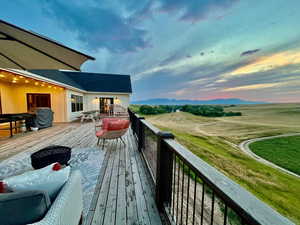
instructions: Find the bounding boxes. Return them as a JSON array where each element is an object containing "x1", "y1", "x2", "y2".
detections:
[{"x1": 0, "y1": 20, "x2": 95, "y2": 71}]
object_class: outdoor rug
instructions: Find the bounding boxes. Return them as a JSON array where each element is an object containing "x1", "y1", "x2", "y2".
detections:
[{"x1": 0, "y1": 147, "x2": 104, "y2": 219}]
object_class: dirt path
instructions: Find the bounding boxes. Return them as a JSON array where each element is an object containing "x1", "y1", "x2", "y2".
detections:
[{"x1": 239, "y1": 133, "x2": 300, "y2": 178}]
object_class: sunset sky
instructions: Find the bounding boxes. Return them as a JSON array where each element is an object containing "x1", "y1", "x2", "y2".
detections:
[{"x1": 2, "y1": 0, "x2": 300, "y2": 102}]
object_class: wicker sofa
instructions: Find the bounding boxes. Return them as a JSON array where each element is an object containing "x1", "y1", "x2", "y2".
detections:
[
  {"x1": 29, "y1": 170, "x2": 83, "y2": 225},
  {"x1": 0, "y1": 170, "x2": 83, "y2": 225}
]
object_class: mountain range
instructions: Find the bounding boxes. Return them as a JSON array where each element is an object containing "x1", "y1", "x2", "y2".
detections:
[{"x1": 131, "y1": 98, "x2": 267, "y2": 105}]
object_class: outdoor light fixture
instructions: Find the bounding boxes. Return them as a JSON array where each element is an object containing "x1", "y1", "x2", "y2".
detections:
[
  {"x1": 115, "y1": 97, "x2": 121, "y2": 104},
  {"x1": 25, "y1": 80, "x2": 29, "y2": 83},
  {"x1": 12, "y1": 80, "x2": 17, "y2": 83},
  {"x1": 35, "y1": 82, "x2": 39, "y2": 85}
]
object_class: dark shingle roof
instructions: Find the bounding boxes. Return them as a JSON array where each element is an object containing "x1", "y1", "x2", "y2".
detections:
[{"x1": 29, "y1": 69, "x2": 132, "y2": 93}]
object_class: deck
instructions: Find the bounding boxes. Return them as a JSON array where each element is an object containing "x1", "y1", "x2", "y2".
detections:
[
  {"x1": 86, "y1": 128, "x2": 163, "y2": 225},
  {"x1": 0, "y1": 122, "x2": 163, "y2": 225}
]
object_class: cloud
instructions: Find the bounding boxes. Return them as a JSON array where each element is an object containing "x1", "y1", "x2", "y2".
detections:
[
  {"x1": 222, "y1": 79, "x2": 300, "y2": 92},
  {"x1": 240, "y1": 49, "x2": 260, "y2": 56},
  {"x1": 222, "y1": 50, "x2": 300, "y2": 78},
  {"x1": 159, "y1": 52, "x2": 183, "y2": 66},
  {"x1": 222, "y1": 83, "x2": 281, "y2": 92},
  {"x1": 43, "y1": 0, "x2": 150, "y2": 53},
  {"x1": 157, "y1": 0, "x2": 239, "y2": 22}
]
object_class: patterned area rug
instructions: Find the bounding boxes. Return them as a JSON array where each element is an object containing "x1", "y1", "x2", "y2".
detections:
[{"x1": 0, "y1": 147, "x2": 104, "y2": 218}]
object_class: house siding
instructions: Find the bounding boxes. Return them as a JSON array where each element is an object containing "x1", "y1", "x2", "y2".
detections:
[
  {"x1": 65, "y1": 89, "x2": 85, "y2": 122},
  {"x1": 84, "y1": 93, "x2": 130, "y2": 112}
]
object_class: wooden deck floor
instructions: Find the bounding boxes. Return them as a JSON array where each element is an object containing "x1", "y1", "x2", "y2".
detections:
[
  {"x1": 0, "y1": 122, "x2": 163, "y2": 225},
  {"x1": 0, "y1": 122, "x2": 98, "y2": 161},
  {"x1": 86, "y1": 129, "x2": 163, "y2": 225}
]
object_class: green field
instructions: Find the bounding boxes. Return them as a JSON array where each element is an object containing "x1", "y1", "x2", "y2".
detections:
[
  {"x1": 143, "y1": 103, "x2": 300, "y2": 224},
  {"x1": 249, "y1": 136, "x2": 300, "y2": 175}
]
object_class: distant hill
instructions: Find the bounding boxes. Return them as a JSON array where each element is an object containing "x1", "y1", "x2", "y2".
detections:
[{"x1": 131, "y1": 98, "x2": 267, "y2": 105}]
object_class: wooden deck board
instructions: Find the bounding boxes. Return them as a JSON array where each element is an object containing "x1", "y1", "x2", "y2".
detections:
[
  {"x1": 0, "y1": 122, "x2": 163, "y2": 225},
  {"x1": 89, "y1": 129, "x2": 163, "y2": 225},
  {"x1": 129, "y1": 130, "x2": 163, "y2": 225}
]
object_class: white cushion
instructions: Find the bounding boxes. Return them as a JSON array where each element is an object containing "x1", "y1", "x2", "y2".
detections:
[{"x1": 4, "y1": 163, "x2": 70, "y2": 199}]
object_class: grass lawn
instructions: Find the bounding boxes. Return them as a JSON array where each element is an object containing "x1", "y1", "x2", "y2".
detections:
[{"x1": 249, "y1": 136, "x2": 300, "y2": 175}]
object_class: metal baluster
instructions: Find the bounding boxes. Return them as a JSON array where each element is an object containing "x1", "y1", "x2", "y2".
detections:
[
  {"x1": 176, "y1": 159, "x2": 181, "y2": 224},
  {"x1": 211, "y1": 192, "x2": 215, "y2": 225},
  {"x1": 201, "y1": 183, "x2": 205, "y2": 225},
  {"x1": 172, "y1": 153, "x2": 176, "y2": 218},
  {"x1": 180, "y1": 162, "x2": 185, "y2": 225},
  {"x1": 186, "y1": 168, "x2": 190, "y2": 225},
  {"x1": 223, "y1": 204, "x2": 228, "y2": 225},
  {"x1": 192, "y1": 175, "x2": 197, "y2": 225}
]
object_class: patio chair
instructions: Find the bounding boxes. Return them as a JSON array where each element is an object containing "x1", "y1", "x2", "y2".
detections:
[{"x1": 95, "y1": 118, "x2": 130, "y2": 147}]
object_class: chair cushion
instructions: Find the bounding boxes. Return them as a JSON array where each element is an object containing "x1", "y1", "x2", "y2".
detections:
[
  {"x1": 4, "y1": 163, "x2": 70, "y2": 200},
  {"x1": 96, "y1": 129, "x2": 106, "y2": 137},
  {"x1": 0, "y1": 190, "x2": 51, "y2": 225},
  {"x1": 122, "y1": 120, "x2": 130, "y2": 129},
  {"x1": 107, "y1": 120, "x2": 125, "y2": 131},
  {"x1": 102, "y1": 118, "x2": 119, "y2": 130}
]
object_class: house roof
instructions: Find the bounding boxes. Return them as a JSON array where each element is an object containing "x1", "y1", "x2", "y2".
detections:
[{"x1": 29, "y1": 69, "x2": 132, "y2": 93}]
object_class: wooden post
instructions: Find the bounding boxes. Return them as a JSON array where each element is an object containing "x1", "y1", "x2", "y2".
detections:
[
  {"x1": 137, "y1": 117, "x2": 145, "y2": 152},
  {"x1": 155, "y1": 131, "x2": 175, "y2": 211}
]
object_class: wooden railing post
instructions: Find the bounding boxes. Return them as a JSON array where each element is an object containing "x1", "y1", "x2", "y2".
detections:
[
  {"x1": 137, "y1": 116, "x2": 145, "y2": 152},
  {"x1": 155, "y1": 131, "x2": 175, "y2": 211}
]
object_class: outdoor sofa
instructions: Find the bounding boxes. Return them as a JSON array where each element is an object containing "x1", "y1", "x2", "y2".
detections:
[{"x1": 0, "y1": 170, "x2": 83, "y2": 225}]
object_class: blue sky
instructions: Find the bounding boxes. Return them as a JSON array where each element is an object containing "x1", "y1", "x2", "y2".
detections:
[{"x1": 2, "y1": 0, "x2": 300, "y2": 102}]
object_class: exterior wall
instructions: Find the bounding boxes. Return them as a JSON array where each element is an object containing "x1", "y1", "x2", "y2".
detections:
[
  {"x1": 84, "y1": 93, "x2": 130, "y2": 112},
  {"x1": 65, "y1": 89, "x2": 84, "y2": 122},
  {"x1": 0, "y1": 81, "x2": 67, "y2": 122}
]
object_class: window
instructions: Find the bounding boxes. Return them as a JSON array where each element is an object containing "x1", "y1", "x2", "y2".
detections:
[
  {"x1": 71, "y1": 94, "x2": 83, "y2": 112},
  {"x1": 27, "y1": 93, "x2": 51, "y2": 112},
  {"x1": 0, "y1": 91, "x2": 2, "y2": 114}
]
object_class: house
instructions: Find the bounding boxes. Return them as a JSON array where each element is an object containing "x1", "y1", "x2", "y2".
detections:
[{"x1": 0, "y1": 68, "x2": 132, "y2": 122}]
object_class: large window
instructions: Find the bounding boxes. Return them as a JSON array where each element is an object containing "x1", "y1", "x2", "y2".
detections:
[
  {"x1": 27, "y1": 93, "x2": 51, "y2": 112},
  {"x1": 71, "y1": 94, "x2": 83, "y2": 112},
  {"x1": 0, "y1": 91, "x2": 2, "y2": 114}
]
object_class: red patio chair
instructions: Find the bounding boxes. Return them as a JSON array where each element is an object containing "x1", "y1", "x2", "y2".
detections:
[{"x1": 95, "y1": 118, "x2": 130, "y2": 147}]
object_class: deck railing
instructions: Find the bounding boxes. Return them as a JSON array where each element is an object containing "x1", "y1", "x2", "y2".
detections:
[{"x1": 128, "y1": 109, "x2": 294, "y2": 225}]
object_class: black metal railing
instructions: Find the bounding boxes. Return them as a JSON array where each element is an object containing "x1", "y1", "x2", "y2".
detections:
[{"x1": 128, "y1": 109, "x2": 294, "y2": 225}]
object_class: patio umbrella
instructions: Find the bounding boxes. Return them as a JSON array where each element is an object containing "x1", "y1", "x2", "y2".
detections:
[{"x1": 0, "y1": 20, "x2": 95, "y2": 71}]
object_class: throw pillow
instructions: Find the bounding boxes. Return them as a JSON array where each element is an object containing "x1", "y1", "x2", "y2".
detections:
[
  {"x1": 4, "y1": 163, "x2": 70, "y2": 199},
  {"x1": 0, "y1": 181, "x2": 6, "y2": 193}
]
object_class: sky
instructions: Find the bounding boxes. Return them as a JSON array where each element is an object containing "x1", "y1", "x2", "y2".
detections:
[{"x1": 2, "y1": 0, "x2": 300, "y2": 102}]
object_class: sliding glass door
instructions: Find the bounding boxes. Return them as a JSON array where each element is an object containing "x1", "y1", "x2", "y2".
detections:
[{"x1": 99, "y1": 98, "x2": 114, "y2": 113}]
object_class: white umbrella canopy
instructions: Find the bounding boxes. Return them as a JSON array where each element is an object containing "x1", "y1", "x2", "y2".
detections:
[{"x1": 0, "y1": 20, "x2": 95, "y2": 71}]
